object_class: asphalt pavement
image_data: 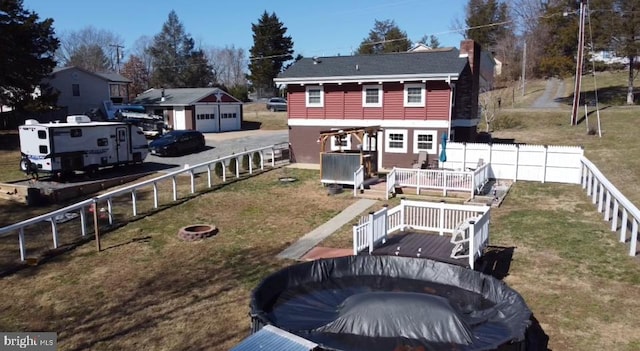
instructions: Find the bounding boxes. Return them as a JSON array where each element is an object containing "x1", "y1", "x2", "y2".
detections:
[{"x1": 144, "y1": 129, "x2": 289, "y2": 172}]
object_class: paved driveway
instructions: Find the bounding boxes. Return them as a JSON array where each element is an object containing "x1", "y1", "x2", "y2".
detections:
[{"x1": 144, "y1": 129, "x2": 289, "y2": 172}]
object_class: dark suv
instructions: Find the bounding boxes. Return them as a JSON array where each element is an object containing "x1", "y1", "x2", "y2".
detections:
[
  {"x1": 266, "y1": 97, "x2": 287, "y2": 112},
  {"x1": 148, "y1": 130, "x2": 205, "y2": 157}
]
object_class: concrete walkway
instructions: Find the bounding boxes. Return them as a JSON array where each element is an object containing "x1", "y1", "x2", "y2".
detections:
[{"x1": 277, "y1": 198, "x2": 377, "y2": 260}]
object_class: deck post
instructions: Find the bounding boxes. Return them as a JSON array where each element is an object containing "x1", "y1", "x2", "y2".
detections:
[
  {"x1": 468, "y1": 220, "x2": 476, "y2": 269},
  {"x1": 352, "y1": 225, "x2": 358, "y2": 256},
  {"x1": 368, "y1": 212, "x2": 375, "y2": 254},
  {"x1": 438, "y1": 200, "x2": 445, "y2": 236},
  {"x1": 382, "y1": 204, "x2": 389, "y2": 243},
  {"x1": 400, "y1": 199, "x2": 406, "y2": 231}
]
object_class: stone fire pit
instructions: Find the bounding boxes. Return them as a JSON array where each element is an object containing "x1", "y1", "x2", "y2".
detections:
[{"x1": 178, "y1": 224, "x2": 218, "y2": 241}]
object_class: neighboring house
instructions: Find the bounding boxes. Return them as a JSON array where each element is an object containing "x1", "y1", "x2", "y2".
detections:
[
  {"x1": 274, "y1": 40, "x2": 484, "y2": 170},
  {"x1": 591, "y1": 50, "x2": 635, "y2": 65},
  {"x1": 133, "y1": 88, "x2": 243, "y2": 133},
  {"x1": 45, "y1": 66, "x2": 131, "y2": 115}
]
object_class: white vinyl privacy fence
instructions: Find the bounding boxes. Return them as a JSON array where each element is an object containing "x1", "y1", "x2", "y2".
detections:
[
  {"x1": 443, "y1": 142, "x2": 584, "y2": 184},
  {"x1": 0, "y1": 143, "x2": 289, "y2": 262}
]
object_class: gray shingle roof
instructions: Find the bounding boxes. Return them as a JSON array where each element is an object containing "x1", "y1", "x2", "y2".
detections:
[
  {"x1": 51, "y1": 66, "x2": 131, "y2": 83},
  {"x1": 276, "y1": 48, "x2": 468, "y2": 82},
  {"x1": 132, "y1": 87, "x2": 238, "y2": 106}
]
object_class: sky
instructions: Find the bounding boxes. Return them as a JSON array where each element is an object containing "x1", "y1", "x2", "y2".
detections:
[{"x1": 23, "y1": 0, "x2": 468, "y2": 59}]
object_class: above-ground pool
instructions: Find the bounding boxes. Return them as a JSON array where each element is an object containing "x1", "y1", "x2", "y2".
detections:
[{"x1": 250, "y1": 255, "x2": 531, "y2": 351}]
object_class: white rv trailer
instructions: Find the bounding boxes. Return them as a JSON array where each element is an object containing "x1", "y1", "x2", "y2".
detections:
[{"x1": 18, "y1": 115, "x2": 149, "y2": 175}]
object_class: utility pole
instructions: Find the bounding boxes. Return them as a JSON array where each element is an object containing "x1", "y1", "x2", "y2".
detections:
[
  {"x1": 521, "y1": 39, "x2": 527, "y2": 97},
  {"x1": 110, "y1": 44, "x2": 124, "y2": 73},
  {"x1": 570, "y1": 1, "x2": 587, "y2": 126}
]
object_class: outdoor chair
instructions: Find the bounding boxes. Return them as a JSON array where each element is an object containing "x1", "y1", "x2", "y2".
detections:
[
  {"x1": 450, "y1": 216, "x2": 481, "y2": 259},
  {"x1": 412, "y1": 151, "x2": 428, "y2": 169}
]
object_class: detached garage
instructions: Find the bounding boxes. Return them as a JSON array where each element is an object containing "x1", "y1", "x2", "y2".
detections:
[{"x1": 133, "y1": 87, "x2": 243, "y2": 133}]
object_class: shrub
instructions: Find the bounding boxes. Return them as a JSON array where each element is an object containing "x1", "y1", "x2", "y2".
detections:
[
  {"x1": 229, "y1": 158, "x2": 238, "y2": 174},
  {"x1": 252, "y1": 152, "x2": 262, "y2": 168},
  {"x1": 214, "y1": 162, "x2": 224, "y2": 177},
  {"x1": 241, "y1": 154, "x2": 250, "y2": 170}
]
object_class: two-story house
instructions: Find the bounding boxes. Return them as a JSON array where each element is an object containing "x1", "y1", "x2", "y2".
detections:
[
  {"x1": 274, "y1": 40, "x2": 483, "y2": 170},
  {"x1": 45, "y1": 66, "x2": 131, "y2": 115}
]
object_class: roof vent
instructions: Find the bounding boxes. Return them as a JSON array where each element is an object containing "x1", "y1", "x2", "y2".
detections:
[
  {"x1": 312, "y1": 56, "x2": 320, "y2": 64},
  {"x1": 67, "y1": 115, "x2": 92, "y2": 123},
  {"x1": 161, "y1": 88, "x2": 166, "y2": 102},
  {"x1": 355, "y1": 64, "x2": 359, "y2": 71}
]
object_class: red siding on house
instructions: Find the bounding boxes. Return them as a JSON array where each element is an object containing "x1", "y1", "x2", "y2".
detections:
[{"x1": 287, "y1": 81, "x2": 451, "y2": 121}]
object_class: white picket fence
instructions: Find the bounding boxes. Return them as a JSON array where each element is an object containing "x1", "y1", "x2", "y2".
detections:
[
  {"x1": 353, "y1": 200, "x2": 491, "y2": 269},
  {"x1": 581, "y1": 157, "x2": 639, "y2": 256},
  {"x1": 443, "y1": 142, "x2": 584, "y2": 184},
  {"x1": 0, "y1": 144, "x2": 289, "y2": 262},
  {"x1": 384, "y1": 164, "x2": 490, "y2": 199}
]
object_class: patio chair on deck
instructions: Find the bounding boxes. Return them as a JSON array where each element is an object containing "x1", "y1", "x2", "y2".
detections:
[{"x1": 412, "y1": 151, "x2": 428, "y2": 169}]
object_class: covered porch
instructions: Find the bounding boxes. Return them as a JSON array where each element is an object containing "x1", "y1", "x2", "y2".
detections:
[{"x1": 318, "y1": 126, "x2": 381, "y2": 185}]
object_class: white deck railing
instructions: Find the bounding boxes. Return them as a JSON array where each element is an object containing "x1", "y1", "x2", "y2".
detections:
[
  {"x1": 385, "y1": 168, "x2": 397, "y2": 200},
  {"x1": 391, "y1": 167, "x2": 490, "y2": 198},
  {"x1": 0, "y1": 144, "x2": 288, "y2": 261},
  {"x1": 581, "y1": 156, "x2": 639, "y2": 256},
  {"x1": 353, "y1": 200, "x2": 491, "y2": 269},
  {"x1": 353, "y1": 165, "x2": 364, "y2": 197}
]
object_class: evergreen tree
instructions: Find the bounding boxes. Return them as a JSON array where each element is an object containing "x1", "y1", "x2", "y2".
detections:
[
  {"x1": 464, "y1": 0, "x2": 510, "y2": 50},
  {"x1": 357, "y1": 19, "x2": 411, "y2": 54},
  {"x1": 0, "y1": 0, "x2": 59, "y2": 109},
  {"x1": 148, "y1": 10, "x2": 214, "y2": 88},
  {"x1": 248, "y1": 11, "x2": 294, "y2": 98},
  {"x1": 536, "y1": 1, "x2": 580, "y2": 78},
  {"x1": 417, "y1": 34, "x2": 441, "y2": 49}
]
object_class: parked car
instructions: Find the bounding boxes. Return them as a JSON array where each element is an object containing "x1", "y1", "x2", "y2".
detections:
[
  {"x1": 148, "y1": 130, "x2": 205, "y2": 157},
  {"x1": 266, "y1": 97, "x2": 287, "y2": 112}
]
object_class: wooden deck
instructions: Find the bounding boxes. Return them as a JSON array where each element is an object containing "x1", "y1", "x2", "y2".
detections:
[{"x1": 368, "y1": 232, "x2": 472, "y2": 268}]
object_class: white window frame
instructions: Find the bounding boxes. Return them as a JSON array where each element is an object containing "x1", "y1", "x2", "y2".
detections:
[
  {"x1": 384, "y1": 129, "x2": 408, "y2": 154},
  {"x1": 413, "y1": 130, "x2": 437, "y2": 154},
  {"x1": 404, "y1": 83, "x2": 425, "y2": 107},
  {"x1": 362, "y1": 84, "x2": 382, "y2": 108},
  {"x1": 361, "y1": 132, "x2": 376, "y2": 151},
  {"x1": 305, "y1": 85, "x2": 324, "y2": 107}
]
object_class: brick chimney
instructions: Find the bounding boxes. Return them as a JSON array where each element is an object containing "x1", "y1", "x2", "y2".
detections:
[{"x1": 460, "y1": 40, "x2": 481, "y2": 121}]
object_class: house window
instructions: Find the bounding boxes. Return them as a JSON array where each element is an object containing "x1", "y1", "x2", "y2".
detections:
[
  {"x1": 404, "y1": 83, "x2": 425, "y2": 107},
  {"x1": 97, "y1": 138, "x2": 108, "y2": 147},
  {"x1": 362, "y1": 85, "x2": 382, "y2": 107},
  {"x1": 330, "y1": 133, "x2": 351, "y2": 151},
  {"x1": 413, "y1": 130, "x2": 437, "y2": 154},
  {"x1": 306, "y1": 86, "x2": 324, "y2": 107},
  {"x1": 385, "y1": 129, "x2": 407, "y2": 153},
  {"x1": 72, "y1": 84, "x2": 80, "y2": 97}
]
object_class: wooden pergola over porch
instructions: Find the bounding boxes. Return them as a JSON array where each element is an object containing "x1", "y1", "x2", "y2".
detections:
[{"x1": 318, "y1": 126, "x2": 382, "y2": 185}]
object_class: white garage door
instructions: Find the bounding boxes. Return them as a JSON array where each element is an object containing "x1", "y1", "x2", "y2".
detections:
[
  {"x1": 195, "y1": 105, "x2": 218, "y2": 132},
  {"x1": 219, "y1": 104, "x2": 241, "y2": 132}
]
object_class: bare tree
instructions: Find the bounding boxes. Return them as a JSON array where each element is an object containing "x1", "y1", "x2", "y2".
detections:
[
  {"x1": 479, "y1": 88, "x2": 505, "y2": 132},
  {"x1": 205, "y1": 45, "x2": 247, "y2": 88},
  {"x1": 56, "y1": 26, "x2": 124, "y2": 72},
  {"x1": 131, "y1": 35, "x2": 154, "y2": 79}
]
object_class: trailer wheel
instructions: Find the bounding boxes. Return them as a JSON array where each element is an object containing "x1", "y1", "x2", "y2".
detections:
[{"x1": 19, "y1": 159, "x2": 29, "y2": 172}]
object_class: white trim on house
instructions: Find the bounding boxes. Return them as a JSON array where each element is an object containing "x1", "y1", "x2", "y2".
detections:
[
  {"x1": 451, "y1": 118, "x2": 480, "y2": 127},
  {"x1": 404, "y1": 83, "x2": 425, "y2": 107},
  {"x1": 288, "y1": 118, "x2": 449, "y2": 129},
  {"x1": 305, "y1": 85, "x2": 324, "y2": 107},
  {"x1": 413, "y1": 130, "x2": 438, "y2": 154},
  {"x1": 384, "y1": 129, "x2": 408, "y2": 154},
  {"x1": 274, "y1": 73, "x2": 459, "y2": 86},
  {"x1": 362, "y1": 84, "x2": 383, "y2": 108}
]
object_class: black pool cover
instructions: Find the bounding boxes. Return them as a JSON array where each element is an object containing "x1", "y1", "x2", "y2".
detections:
[{"x1": 250, "y1": 255, "x2": 531, "y2": 351}]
